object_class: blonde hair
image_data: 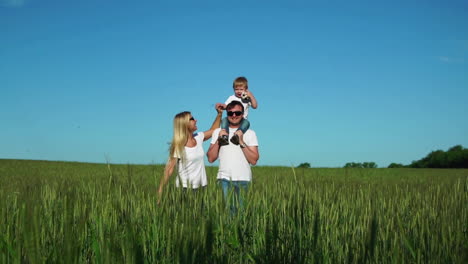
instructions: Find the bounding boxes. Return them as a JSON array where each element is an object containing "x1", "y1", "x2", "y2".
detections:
[
  {"x1": 169, "y1": 111, "x2": 192, "y2": 163},
  {"x1": 233, "y1": 76, "x2": 248, "y2": 89}
]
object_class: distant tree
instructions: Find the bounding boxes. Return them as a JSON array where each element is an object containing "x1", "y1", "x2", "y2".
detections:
[
  {"x1": 409, "y1": 145, "x2": 468, "y2": 168},
  {"x1": 448, "y1": 145, "x2": 463, "y2": 152},
  {"x1": 362, "y1": 162, "x2": 378, "y2": 168},
  {"x1": 428, "y1": 150, "x2": 446, "y2": 168},
  {"x1": 388, "y1": 163, "x2": 404, "y2": 168},
  {"x1": 297, "y1": 162, "x2": 311, "y2": 168},
  {"x1": 344, "y1": 162, "x2": 377, "y2": 168},
  {"x1": 344, "y1": 162, "x2": 360, "y2": 168}
]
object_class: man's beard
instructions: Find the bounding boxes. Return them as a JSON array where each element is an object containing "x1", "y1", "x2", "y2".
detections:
[{"x1": 229, "y1": 118, "x2": 243, "y2": 126}]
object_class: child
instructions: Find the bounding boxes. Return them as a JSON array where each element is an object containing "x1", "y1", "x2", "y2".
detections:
[{"x1": 217, "y1": 76, "x2": 258, "y2": 146}]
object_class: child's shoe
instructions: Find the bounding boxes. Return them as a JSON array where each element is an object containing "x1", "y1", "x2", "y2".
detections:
[
  {"x1": 218, "y1": 135, "x2": 229, "y2": 146},
  {"x1": 230, "y1": 134, "x2": 240, "y2": 145}
]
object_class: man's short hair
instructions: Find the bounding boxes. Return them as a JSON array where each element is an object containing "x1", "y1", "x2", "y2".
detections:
[{"x1": 226, "y1": 100, "x2": 244, "y2": 112}]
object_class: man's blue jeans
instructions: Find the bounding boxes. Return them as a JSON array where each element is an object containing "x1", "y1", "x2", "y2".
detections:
[{"x1": 218, "y1": 179, "x2": 250, "y2": 215}]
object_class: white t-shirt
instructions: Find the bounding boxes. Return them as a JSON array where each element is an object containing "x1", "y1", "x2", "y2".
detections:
[
  {"x1": 225, "y1": 95, "x2": 251, "y2": 119},
  {"x1": 210, "y1": 128, "x2": 259, "y2": 181},
  {"x1": 174, "y1": 132, "x2": 207, "y2": 189}
]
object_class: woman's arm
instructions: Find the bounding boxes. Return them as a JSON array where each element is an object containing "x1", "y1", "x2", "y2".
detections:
[
  {"x1": 203, "y1": 105, "x2": 223, "y2": 141},
  {"x1": 157, "y1": 157, "x2": 177, "y2": 204}
]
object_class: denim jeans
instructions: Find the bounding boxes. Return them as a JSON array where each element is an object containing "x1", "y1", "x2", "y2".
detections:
[
  {"x1": 218, "y1": 179, "x2": 250, "y2": 215},
  {"x1": 221, "y1": 118, "x2": 250, "y2": 134}
]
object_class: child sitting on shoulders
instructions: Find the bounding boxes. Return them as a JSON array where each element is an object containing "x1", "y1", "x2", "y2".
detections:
[{"x1": 217, "y1": 76, "x2": 258, "y2": 146}]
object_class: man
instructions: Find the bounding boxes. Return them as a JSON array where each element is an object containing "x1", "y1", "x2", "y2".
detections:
[{"x1": 207, "y1": 100, "x2": 259, "y2": 213}]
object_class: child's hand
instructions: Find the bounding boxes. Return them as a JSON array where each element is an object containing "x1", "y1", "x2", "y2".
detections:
[
  {"x1": 241, "y1": 91, "x2": 251, "y2": 103},
  {"x1": 244, "y1": 90, "x2": 257, "y2": 109}
]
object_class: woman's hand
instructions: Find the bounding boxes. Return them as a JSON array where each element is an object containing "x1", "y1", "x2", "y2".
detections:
[
  {"x1": 157, "y1": 187, "x2": 163, "y2": 205},
  {"x1": 215, "y1": 103, "x2": 226, "y2": 113}
]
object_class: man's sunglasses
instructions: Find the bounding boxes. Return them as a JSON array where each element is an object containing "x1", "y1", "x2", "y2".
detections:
[
  {"x1": 190, "y1": 117, "x2": 195, "y2": 120},
  {"x1": 227, "y1": 111, "x2": 243, "y2": 117}
]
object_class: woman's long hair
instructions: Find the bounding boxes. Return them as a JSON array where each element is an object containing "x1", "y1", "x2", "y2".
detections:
[{"x1": 169, "y1": 111, "x2": 192, "y2": 163}]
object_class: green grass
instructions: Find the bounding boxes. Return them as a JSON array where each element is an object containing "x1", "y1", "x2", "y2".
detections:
[{"x1": 0, "y1": 159, "x2": 467, "y2": 263}]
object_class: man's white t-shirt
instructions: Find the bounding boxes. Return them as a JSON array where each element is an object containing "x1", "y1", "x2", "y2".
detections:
[
  {"x1": 225, "y1": 95, "x2": 251, "y2": 119},
  {"x1": 210, "y1": 128, "x2": 259, "y2": 182},
  {"x1": 174, "y1": 132, "x2": 207, "y2": 189}
]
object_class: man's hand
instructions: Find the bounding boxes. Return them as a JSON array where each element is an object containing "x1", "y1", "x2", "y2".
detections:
[
  {"x1": 219, "y1": 129, "x2": 228, "y2": 138},
  {"x1": 235, "y1": 130, "x2": 244, "y2": 144}
]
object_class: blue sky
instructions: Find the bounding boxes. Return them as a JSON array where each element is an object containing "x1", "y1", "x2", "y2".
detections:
[{"x1": 1, "y1": 0, "x2": 467, "y2": 167}]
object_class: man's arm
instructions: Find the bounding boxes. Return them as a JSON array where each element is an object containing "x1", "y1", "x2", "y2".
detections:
[
  {"x1": 207, "y1": 143, "x2": 220, "y2": 163},
  {"x1": 239, "y1": 135, "x2": 259, "y2": 165},
  {"x1": 240, "y1": 145, "x2": 259, "y2": 165}
]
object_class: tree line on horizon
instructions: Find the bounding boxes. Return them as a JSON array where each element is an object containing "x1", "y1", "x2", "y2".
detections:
[
  {"x1": 388, "y1": 145, "x2": 468, "y2": 168},
  {"x1": 297, "y1": 145, "x2": 468, "y2": 169},
  {"x1": 344, "y1": 161, "x2": 377, "y2": 168}
]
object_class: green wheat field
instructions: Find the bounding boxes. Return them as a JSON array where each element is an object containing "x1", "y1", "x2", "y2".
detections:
[{"x1": 0, "y1": 159, "x2": 467, "y2": 263}]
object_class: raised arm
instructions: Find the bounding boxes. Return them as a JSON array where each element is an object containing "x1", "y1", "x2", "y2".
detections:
[
  {"x1": 246, "y1": 90, "x2": 258, "y2": 109},
  {"x1": 203, "y1": 104, "x2": 224, "y2": 141},
  {"x1": 157, "y1": 157, "x2": 177, "y2": 204}
]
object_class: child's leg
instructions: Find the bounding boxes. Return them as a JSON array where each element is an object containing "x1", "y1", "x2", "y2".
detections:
[
  {"x1": 230, "y1": 119, "x2": 250, "y2": 145},
  {"x1": 218, "y1": 117, "x2": 230, "y2": 146},
  {"x1": 238, "y1": 119, "x2": 250, "y2": 134},
  {"x1": 221, "y1": 117, "x2": 230, "y2": 134}
]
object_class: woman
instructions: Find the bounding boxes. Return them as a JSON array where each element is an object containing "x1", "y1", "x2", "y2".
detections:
[{"x1": 157, "y1": 105, "x2": 223, "y2": 203}]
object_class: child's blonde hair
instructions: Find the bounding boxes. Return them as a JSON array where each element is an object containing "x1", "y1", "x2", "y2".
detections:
[{"x1": 233, "y1": 76, "x2": 248, "y2": 89}]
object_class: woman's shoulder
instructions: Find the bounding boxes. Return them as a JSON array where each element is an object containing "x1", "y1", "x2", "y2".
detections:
[{"x1": 194, "y1": 132, "x2": 205, "y2": 140}]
